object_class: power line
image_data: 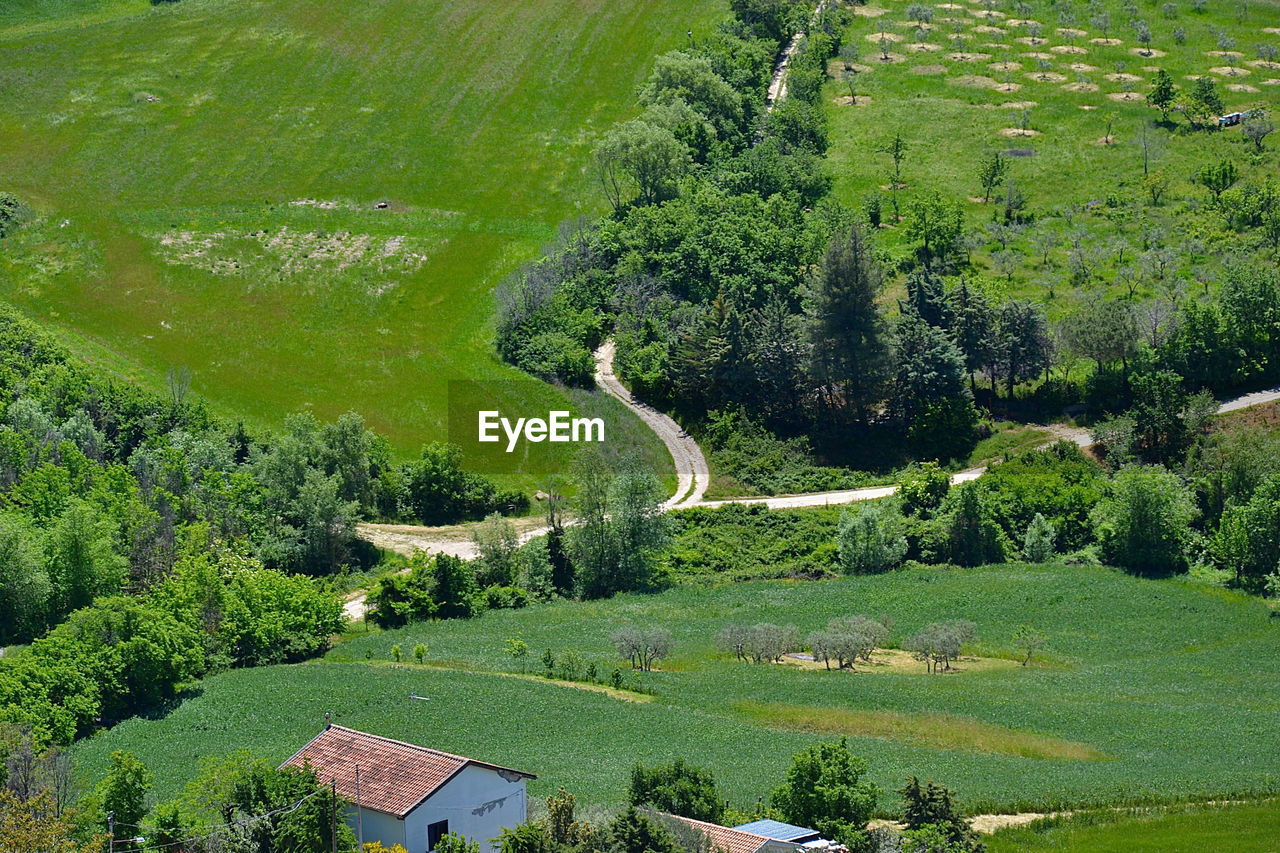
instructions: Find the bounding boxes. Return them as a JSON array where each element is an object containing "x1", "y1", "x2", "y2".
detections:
[{"x1": 124, "y1": 784, "x2": 330, "y2": 852}]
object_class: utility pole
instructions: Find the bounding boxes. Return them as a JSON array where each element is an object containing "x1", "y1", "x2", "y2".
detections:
[
  {"x1": 355, "y1": 764, "x2": 364, "y2": 851},
  {"x1": 407, "y1": 692, "x2": 429, "y2": 738}
]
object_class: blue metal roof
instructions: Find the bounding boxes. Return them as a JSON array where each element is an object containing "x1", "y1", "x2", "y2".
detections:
[{"x1": 733, "y1": 820, "x2": 821, "y2": 843}]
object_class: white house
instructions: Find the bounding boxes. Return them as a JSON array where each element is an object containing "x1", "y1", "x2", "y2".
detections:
[{"x1": 280, "y1": 724, "x2": 535, "y2": 853}]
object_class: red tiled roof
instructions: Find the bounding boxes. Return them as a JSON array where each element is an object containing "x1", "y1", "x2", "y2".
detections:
[
  {"x1": 663, "y1": 814, "x2": 771, "y2": 853},
  {"x1": 280, "y1": 725, "x2": 534, "y2": 818}
]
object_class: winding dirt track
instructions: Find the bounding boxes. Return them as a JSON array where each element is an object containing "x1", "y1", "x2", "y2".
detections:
[{"x1": 594, "y1": 341, "x2": 710, "y2": 509}]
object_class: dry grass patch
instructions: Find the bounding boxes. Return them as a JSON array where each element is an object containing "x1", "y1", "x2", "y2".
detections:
[
  {"x1": 1022, "y1": 51, "x2": 1055, "y2": 60},
  {"x1": 1063, "y1": 81, "x2": 1099, "y2": 91},
  {"x1": 951, "y1": 73, "x2": 998, "y2": 87},
  {"x1": 852, "y1": 4, "x2": 889, "y2": 16},
  {"x1": 1079, "y1": 103, "x2": 1098, "y2": 109},
  {"x1": 1051, "y1": 44, "x2": 1089, "y2": 54},
  {"x1": 993, "y1": 81, "x2": 1023, "y2": 92},
  {"x1": 1001, "y1": 127, "x2": 1041, "y2": 136},
  {"x1": 1226, "y1": 83, "x2": 1261, "y2": 92},
  {"x1": 973, "y1": 24, "x2": 1006, "y2": 34},
  {"x1": 1027, "y1": 71, "x2": 1067, "y2": 82},
  {"x1": 1069, "y1": 62, "x2": 1099, "y2": 71},
  {"x1": 733, "y1": 700, "x2": 1109, "y2": 761},
  {"x1": 948, "y1": 51, "x2": 993, "y2": 61},
  {"x1": 905, "y1": 42, "x2": 943, "y2": 52},
  {"x1": 828, "y1": 59, "x2": 875, "y2": 74},
  {"x1": 1056, "y1": 27, "x2": 1088, "y2": 38},
  {"x1": 1107, "y1": 91, "x2": 1144, "y2": 101},
  {"x1": 1209, "y1": 65, "x2": 1250, "y2": 76},
  {"x1": 867, "y1": 30, "x2": 904, "y2": 43},
  {"x1": 1091, "y1": 37, "x2": 1123, "y2": 45},
  {"x1": 1105, "y1": 72, "x2": 1143, "y2": 82},
  {"x1": 989, "y1": 60, "x2": 1023, "y2": 71},
  {"x1": 1206, "y1": 50, "x2": 1245, "y2": 59},
  {"x1": 833, "y1": 94, "x2": 876, "y2": 105},
  {"x1": 998, "y1": 100, "x2": 1038, "y2": 108}
]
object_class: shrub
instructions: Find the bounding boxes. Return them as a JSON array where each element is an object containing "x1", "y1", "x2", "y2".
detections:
[{"x1": 836, "y1": 502, "x2": 908, "y2": 574}]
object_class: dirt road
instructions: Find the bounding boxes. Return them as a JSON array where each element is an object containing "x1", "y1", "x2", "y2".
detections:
[{"x1": 594, "y1": 340, "x2": 709, "y2": 509}]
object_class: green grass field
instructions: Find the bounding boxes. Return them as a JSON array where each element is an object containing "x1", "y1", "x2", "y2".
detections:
[
  {"x1": 0, "y1": 0, "x2": 724, "y2": 454},
  {"x1": 72, "y1": 563, "x2": 1280, "y2": 816},
  {"x1": 824, "y1": 0, "x2": 1280, "y2": 313},
  {"x1": 988, "y1": 800, "x2": 1280, "y2": 851}
]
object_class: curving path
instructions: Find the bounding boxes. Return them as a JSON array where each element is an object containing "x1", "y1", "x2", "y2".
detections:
[{"x1": 594, "y1": 340, "x2": 710, "y2": 509}]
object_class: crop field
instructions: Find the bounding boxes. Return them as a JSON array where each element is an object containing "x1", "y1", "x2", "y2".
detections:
[
  {"x1": 824, "y1": 0, "x2": 1280, "y2": 311},
  {"x1": 0, "y1": 0, "x2": 725, "y2": 452},
  {"x1": 73, "y1": 564, "x2": 1280, "y2": 815},
  {"x1": 988, "y1": 800, "x2": 1280, "y2": 851}
]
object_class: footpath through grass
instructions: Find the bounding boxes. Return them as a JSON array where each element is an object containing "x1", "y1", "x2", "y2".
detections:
[{"x1": 72, "y1": 563, "x2": 1280, "y2": 815}]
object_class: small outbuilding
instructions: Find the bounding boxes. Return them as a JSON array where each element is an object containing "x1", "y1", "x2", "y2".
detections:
[
  {"x1": 732, "y1": 820, "x2": 822, "y2": 845},
  {"x1": 281, "y1": 724, "x2": 535, "y2": 853},
  {"x1": 663, "y1": 815, "x2": 804, "y2": 853}
]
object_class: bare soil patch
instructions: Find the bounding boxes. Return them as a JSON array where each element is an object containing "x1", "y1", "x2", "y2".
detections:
[
  {"x1": 1129, "y1": 47, "x2": 1166, "y2": 57},
  {"x1": 905, "y1": 42, "x2": 943, "y2": 52},
  {"x1": 948, "y1": 51, "x2": 993, "y2": 62},
  {"x1": 1107, "y1": 91, "x2": 1145, "y2": 101},
  {"x1": 1207, "y1": 50, "x2": 1245, "y2": 59},
  {"x1": 1027, "y1": 71, "x2": 1067, "y2": 82},
  {"x1": 1063, "y1": 81, "x2": 1100, "y2": 91},
  {"x1": 1006, "y1": 18, "x2": 1039, "y2": 27},
  {"x1": 1226, "y1": 83, "x2": 1261, "y2": 92},
  {"x1": 1021, "y1": 51, "x2": 1054, "y2": 60},
  {"x1": 1056, "y1": 27, "x2": 1088, "y2": 38},
  {"x1": 970, "y1": 9, "x2": 1006, "y2": 19},
  {"x1": 1078, "y1": 103, "x2": 1097, "y2": 109},
  {"x1": 1051, "y1": 44, "x2": 1089, "y2": 54},
  {"x1": 935, "y1": 2, "x2": 966, "y2": 8},
  {"x1": 989, "y1": 60, "x2": 1022, "y2": 71},
  {"x1": 972, "y1": 24, "x2": 1006, "y2": 34},
  {"x1": 827, "y1": 59, "x2": 875, "y2": 74},
  {"x1": 1069, "y1": 62, "x2": 1098, "y2": 72},
  {"x1": 833, "y1": 94, "x2": 875, "y2": 105},
  {"x1": 867, "y1": 30, "x2": 904, "y2": 43},
  {"x1": 998, "y1": 100, "x2": 1037, "y2": 108},
  {"x1": 952, "y1": 73, "x2": 999, "y2": 87},
  {"x1": 1014, "y1": 36, "x2": 1049, "y2": 46},
  {"x1": 1262, "y1": 78, "x2": 1280, "y2": 86},
  {"x1": 1247, "y1": 59, "x2": 1280, "y2": 70},
  {"x1": 1090, "y1": 37, "x2": 1123, "y2": 45},
  {"x1": 981, "y1": 41, "x2": 1010, "y2": 50},
  {"x1": 874, "y1": 52, "x2": 907, "y2": 63},
  {"x1": 1141, "y1": 65, "x2": 1162, "y2": 72},
  {"x1": 1000, "y1": 127, "x2": 1041, "y2": 136},
  {"x1": 909, "y1": 63, "x2": 948, "y2": 74},
  {"x1": 1263, "y1": 27, "x2": 1280, "y2": 35},
  {"x1": 1209, "y1": 65, "x2": 1250, "y2": 76},
  {"x1": 1105, "y1": 72, "x2": 1143, "y2": 82},
  {"x1": 993, "y1": 81, "x2": 1023, "y2": 92}
]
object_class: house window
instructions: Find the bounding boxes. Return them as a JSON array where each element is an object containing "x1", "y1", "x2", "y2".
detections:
[{"x1": 427, "y1": 820, "x2": 449, "y2": 851}]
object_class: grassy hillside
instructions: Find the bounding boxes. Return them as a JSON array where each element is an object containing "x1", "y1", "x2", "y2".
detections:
[
  {"x1": 72, "y1": 564, "x2": 1280, "y2": 814},
  {"x1": 988, "y1": 800, "x2": 1280, "y2": 851},
  {"x1": 822, "y1": 0, "x2": 1280, "y2": 310},
  {"x1": 0, "y1": 0, "x2": 724, "y2": 452}
]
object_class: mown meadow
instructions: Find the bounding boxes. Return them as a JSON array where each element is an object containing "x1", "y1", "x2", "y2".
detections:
[
  {"x1": 0, "y1": 0, "x2": 725, "y2": 454},
  {"x1": 72, "y1": 563, "x2": 1280, "y2": 816}
]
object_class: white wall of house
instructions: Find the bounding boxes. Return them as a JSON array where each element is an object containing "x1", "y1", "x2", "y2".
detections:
[
  {"x1": 403, "y1": 765, "x2": 529, "y2": 853},
  {"x1": 345, "y1": 806, "x2": 407, "y2": 851}
]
